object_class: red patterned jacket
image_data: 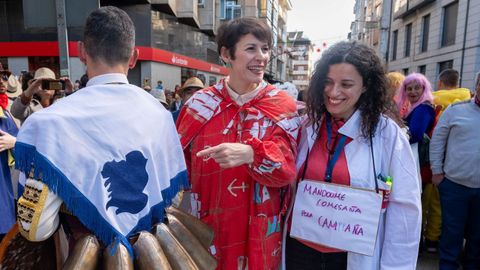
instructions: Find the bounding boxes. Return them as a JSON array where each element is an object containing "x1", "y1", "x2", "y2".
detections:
[{"x1": 176, "y1": 79, "x2": 300, "y2": 269}]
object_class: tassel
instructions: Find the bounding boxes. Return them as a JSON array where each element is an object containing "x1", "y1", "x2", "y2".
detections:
[{"x1": 14, "y1": 142, "x2": 190, "y2": 260}]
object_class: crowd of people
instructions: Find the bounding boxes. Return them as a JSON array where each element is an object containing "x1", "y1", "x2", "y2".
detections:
[{"x1": 0, "y1": 5, "x2": 478, "y2": 270}]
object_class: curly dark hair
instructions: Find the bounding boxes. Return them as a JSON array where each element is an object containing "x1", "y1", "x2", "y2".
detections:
[{"x1": 307, "y1": 41, "x2": 389, "y2": 138}]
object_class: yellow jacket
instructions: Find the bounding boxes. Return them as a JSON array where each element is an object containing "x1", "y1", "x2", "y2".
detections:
[{"x1": 433, "y1": 88, "x2": 471, "y2": 114}]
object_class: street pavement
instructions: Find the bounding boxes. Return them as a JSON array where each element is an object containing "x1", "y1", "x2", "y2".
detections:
[
  {"x1": 417, "y1": 251, "x2": 439, "y2": 270},
  {"x1": 182, "y1": 191, "x2": 441, "y2": 269}
]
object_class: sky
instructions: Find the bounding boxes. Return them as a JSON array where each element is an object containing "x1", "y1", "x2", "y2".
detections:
[{"x1": 286, "y1": 0, "x2": 356, "y2": 62}]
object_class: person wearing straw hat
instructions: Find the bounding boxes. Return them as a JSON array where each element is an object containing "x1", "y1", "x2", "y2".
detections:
[
  {"x1": 10, "y1": 67, "x2": 73, "y2": 125},
  {"x1": 0, "y1": 70, "x2": 19, "y2": 242},
  {"x1": 5, "y1": 74, "x2": 22, "y2": 107},
  {"x1": 4, "y1": 74, "x2": 23, "y2": 127},
  {"x1": 153, "y1": 88, "x2": 170, "y2": 109},
  {"x1": 172, "y1": 76, "x2": 204, "y2": 122}
]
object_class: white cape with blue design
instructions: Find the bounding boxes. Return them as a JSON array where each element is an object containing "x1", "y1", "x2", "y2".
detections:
[{"x1": 15, "y1": 74, "x2": 188, "y2": 251}]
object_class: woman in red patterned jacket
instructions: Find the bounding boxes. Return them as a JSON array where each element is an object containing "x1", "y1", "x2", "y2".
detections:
[{"x1": 176, "y1": 17, "x2": 301, "y2": 269}]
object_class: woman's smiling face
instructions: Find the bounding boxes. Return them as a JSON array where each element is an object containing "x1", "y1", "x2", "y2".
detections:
[
  {"x1": 222, "y1": 34, "x2": 270, "y2": 92},
  {"x1": 323, "y1": 63, "x2": 365, "y2": 120}
]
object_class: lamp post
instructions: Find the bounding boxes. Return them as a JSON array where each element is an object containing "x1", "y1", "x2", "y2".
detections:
[{"x1": 55, "y1": 0, "x2": 70, "y2": 78}]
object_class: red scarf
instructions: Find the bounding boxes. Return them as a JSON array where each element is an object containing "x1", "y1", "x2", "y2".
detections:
[
  {"x1": 0, "y1": 93, "x2": 8, "y2": 110},
  {"x1": 177, "y1": 79, "x2": 299, "y2": 147}
]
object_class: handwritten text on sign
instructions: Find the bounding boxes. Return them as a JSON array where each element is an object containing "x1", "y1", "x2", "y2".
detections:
[{"x1": 290, "y1": 180, "x2": 382, "y2": 256}]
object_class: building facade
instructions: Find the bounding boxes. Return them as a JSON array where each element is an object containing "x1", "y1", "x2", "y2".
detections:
[
  {"x1": 285, "y1": 31, "x2": 314, "y2": 92},
  {"x1": 350, "y1": 0, "x2": 392, "y2": 61},
  {"x1": 351, "y1": 0, "x2": 480, "y2": 90},
  {"x1": 389, "y1": 0, "x2": 480, "y2": 90},
  {"x1": 254, "y1": 0, "x2": 292, "y2": 82},
  {"x1": 0, "y1": 0, "x2": 293, "y2": 88},
  {"x1": 0, "y1": 0, "x2": 232, "y2": 90}
]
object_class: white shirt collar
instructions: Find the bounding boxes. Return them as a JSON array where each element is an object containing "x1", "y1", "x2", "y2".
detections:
[
  {"x1": 225, "y1": 78, "x2": 267, "y2": 106},
  {"x1": 86, "y1": 73, "x2": 129, "y2": 87},
  {"x1": 339, "y1": 109, "x2": 362, "y2": 139}
]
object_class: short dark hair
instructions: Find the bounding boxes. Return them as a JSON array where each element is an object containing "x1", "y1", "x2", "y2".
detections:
[
  {"x1": 79, "y1": 74, "x2": 89, "y2": 89},
  {"x1": 307, "y1": 41, "x2": 388, "y2": 137},
  {"x1": 438, "y1": 69, "x2": 459, "y2": 88},
  {"x1": 216, "y1": 17, "x2": 272, "y2": 60},
  {"x1": 83, "y1": 6, "x2": 135, "y2": 65}
]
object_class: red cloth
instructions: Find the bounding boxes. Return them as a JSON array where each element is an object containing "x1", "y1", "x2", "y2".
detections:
[
  {"x1": 293, "y1": 117, "x2": 351, "y2": 253},
  {"x1": 177, "y1": 80, "x2": 300, "y2": 269},
  {"x1": 475, "y1": 95, "x2": 480, "y2": 107},
  {"x1": 0, "y1": 94, "x2": 8, "y2": 110}
]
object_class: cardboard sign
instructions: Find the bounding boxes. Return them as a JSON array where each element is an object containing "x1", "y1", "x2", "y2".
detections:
[{"x1": 290, "y1": 180, "x2": 383, "y2": 256}]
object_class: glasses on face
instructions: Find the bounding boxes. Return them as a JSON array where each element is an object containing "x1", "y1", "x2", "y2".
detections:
[{"x1": 0, "y1": 72, "x2": 11, "y2": 82}]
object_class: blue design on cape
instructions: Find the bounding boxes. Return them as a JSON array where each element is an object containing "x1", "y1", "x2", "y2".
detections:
[
  {"x1": 14, "y1": 142, "x2": 189, "y2": 257},
  {"x1": 102, "y1": 151, "x2": 148, "y2": 215}
]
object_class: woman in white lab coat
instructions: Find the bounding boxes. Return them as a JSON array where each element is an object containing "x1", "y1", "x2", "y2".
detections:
[{"x1": 285, "y1": 41, "x2": 421, "y2": 270}]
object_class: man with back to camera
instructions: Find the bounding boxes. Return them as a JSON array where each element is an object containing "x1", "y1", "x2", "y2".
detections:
[
  {"x1": 434, "y1": 69, "x2": 471, "y2": 113},
  {"x1": 14, "y1": 5, "x2": 187, "y2": 264}
]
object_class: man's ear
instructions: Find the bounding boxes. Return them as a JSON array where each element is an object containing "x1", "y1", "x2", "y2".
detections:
[
  {"x1": 437, "y1": 81, "x2": 443, "y2": 90},
  {"x1": 220, "y1": 46, "x2": 231, "y2": 64},
  {"x1": 78, "y1": 41, "x2": 87, "y2": 64},
  {"x1": 128, "y1": 48, "x2": 139, "y2": 69}
]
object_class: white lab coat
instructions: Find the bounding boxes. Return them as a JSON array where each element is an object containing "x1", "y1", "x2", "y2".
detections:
[{"x1": 285, "y1": 110, "x2": 421, "y2": 270}]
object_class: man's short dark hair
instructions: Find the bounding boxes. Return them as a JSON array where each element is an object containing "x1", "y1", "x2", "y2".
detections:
[
  {"x1": 79, "y1": 74, "x2": 89, "y2": 89},
  {"x1": 216, "y1": 17, "x2": 272, "y2": 60},
  {"x1": 83, "y1": 6, "x2": 135, "y2": 65},
  {"x1": 439, "y1": 69, "x2": 459, "y2": 88}
]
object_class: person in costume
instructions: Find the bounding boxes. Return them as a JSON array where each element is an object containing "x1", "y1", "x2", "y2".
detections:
[
  {"x1": 397, "y1": 73, "x2": 436, "y2": 146},
  {"x1": 14, "y1": 5, "x2": 187, "y2": 261},
  {"x1": 286, "y1": 42, "x2": 421, "y2": 269},
  {"x1": 176, "y1": 17, "x2": 301, "y2": 269},
  {"x1": 0, "y1": 70, "x2": 19, "y2": 242},
  {"x1": 386, "y1": 71, "x2": 404, "y2": 103}
]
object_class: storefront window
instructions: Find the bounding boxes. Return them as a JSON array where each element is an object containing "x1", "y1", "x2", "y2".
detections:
[{"x1": 151, "y1": 11, "x2": 221, "y2": 65}]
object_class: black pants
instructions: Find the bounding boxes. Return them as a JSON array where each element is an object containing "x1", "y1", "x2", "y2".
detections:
[{"x1": 286, "y1": 235, "x2": 347, "y2": 270}]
